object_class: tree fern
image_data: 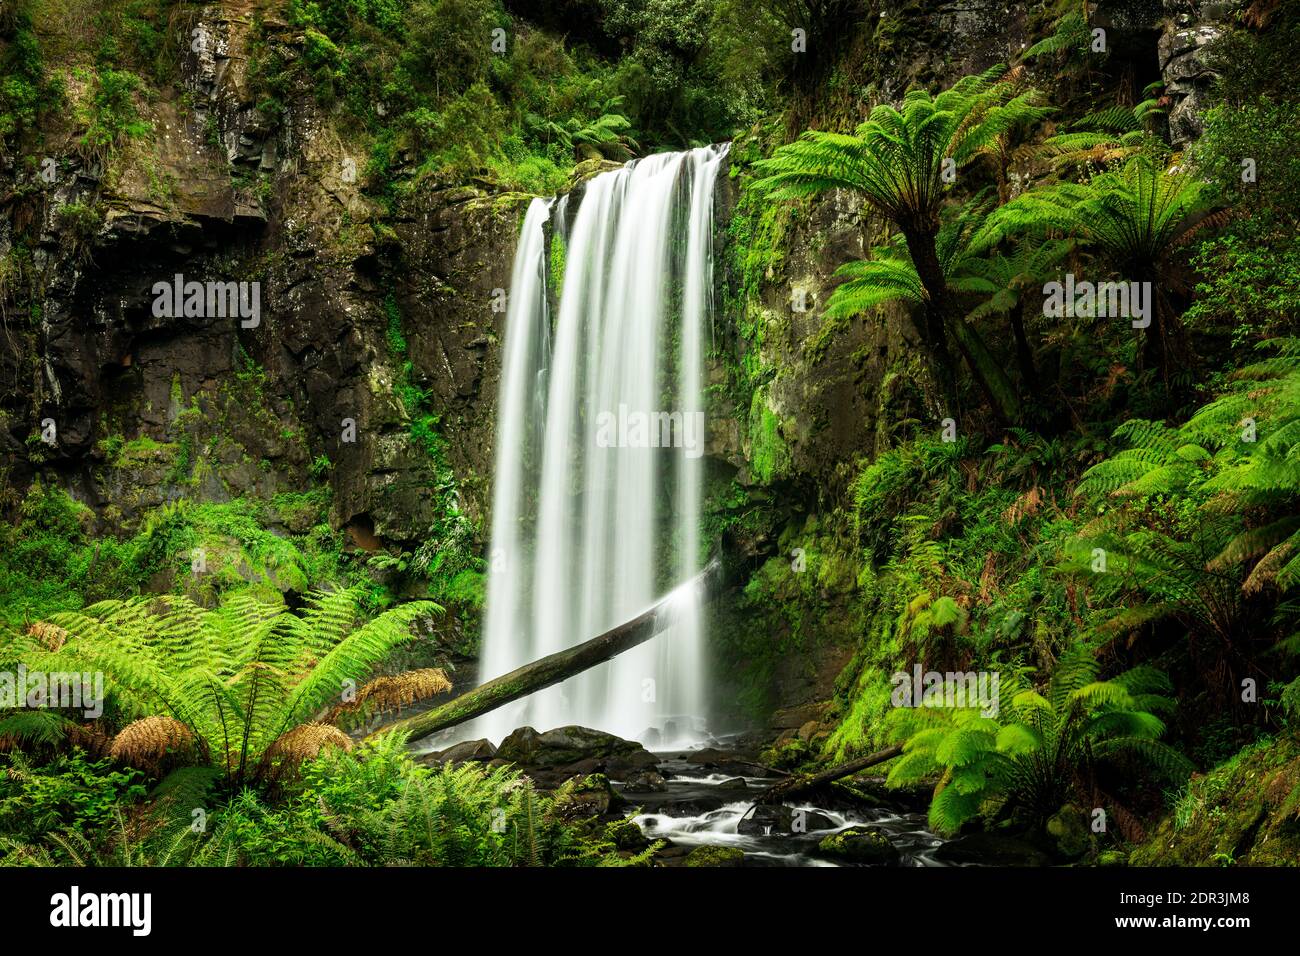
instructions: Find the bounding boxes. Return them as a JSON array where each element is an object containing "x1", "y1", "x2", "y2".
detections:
[
  {"x1": 0, "y1": 588, "x2": 443, "y2": 788},
  {"x1": 887, "y1": 648, "x2": 1190, "y2": 834},
  {"x1": 986, "y1": 155, "x2": 1218, "y2": 378},
  {"x1": 752, "y1": 68, "x2": 1050, "y2": 414}
]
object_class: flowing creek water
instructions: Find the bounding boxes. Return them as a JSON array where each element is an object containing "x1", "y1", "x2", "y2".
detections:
[{"x1": 618, "y1": 749, "x2": 949, "y2": 867}]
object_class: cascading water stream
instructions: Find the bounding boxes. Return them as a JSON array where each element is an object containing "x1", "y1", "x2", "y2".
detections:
[{"x1": 474, "y1": 145, "x2": 729, "y2": 746}]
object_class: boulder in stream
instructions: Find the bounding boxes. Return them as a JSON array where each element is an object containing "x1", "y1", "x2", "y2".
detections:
[
  {"x1": 736, "y1": 804, "x2": 836, "y2": 836},
  {"x1": 684, "y1": 845, "x2": 745, "y2": 867},
  {"x1": 816, "y1": 826, "x2": 901, "y2": 865},
  {"x1": 621, "y1": 770, "x2": 669, "y2": 792},
  {"x1": 932, "y1": 832, "x2": 1052, "y2": 867},
  {"x1": 498, "y1": 725, "x2": 656, "y2": 771}
]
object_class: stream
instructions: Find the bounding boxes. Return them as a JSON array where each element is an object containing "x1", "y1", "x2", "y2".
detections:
[{"x1": 615, "y1": 749, "x2": 949, "y2": 867}]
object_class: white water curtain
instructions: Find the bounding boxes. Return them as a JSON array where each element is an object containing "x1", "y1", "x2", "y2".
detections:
[{"x1": 474, "y1": 145, "x2": 728, "y2": 746}]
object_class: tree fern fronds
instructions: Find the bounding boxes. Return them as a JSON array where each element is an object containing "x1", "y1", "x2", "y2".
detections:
[
  {"x1": 0, "y1": 709, "x2": 74, "y2": 748},
  {"x1": 276, "y1": 599, "x2": 440, "y2": 734},
  {"x1": 1023, "y1": 13, "x2": 1089, "y2": 61},
  {"x1": 1209, "y1": 517, "x2": 1300, "y2": 572},
  {"x1": 110, "y1": 716, "x2": 196, "y2": 770},
  {"x1": 1092, "y1": 737, "x2": 1194, "y2": 780}
]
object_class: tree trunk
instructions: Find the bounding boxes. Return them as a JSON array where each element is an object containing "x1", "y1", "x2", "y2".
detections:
[
  {"x1": 753, "y1": 743, "x2": 904, "y2": 805},
  {"x1": 1009, "y1": 300, "x2": 1040, "y2": 398},
  {"x1": 902, "y1": 228, "x2": 959, "y2": 409},
  {"x1": 366, "y1": 559, "x2": 724, "y2": 745},
  {"x1": 951, "y1": 317, "x2": 1022, "y2": 424}
]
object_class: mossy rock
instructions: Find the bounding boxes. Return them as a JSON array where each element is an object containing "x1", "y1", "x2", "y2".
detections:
[
  {"x1": 684, "y1": 845, "x2": 745, "y2": 867},
  {"x1": 816, "y1": 826, "x2": 901, "y2": 865},
  {"x1": 1046, "y1": 804, "x2": 1092, "y2": 860},
  {"x1": 1131, "y1": 735, "x2": 1300, "y2": 866},
  {"x1": 605, "y1": 817, "x2": 650, "y2": 852}
]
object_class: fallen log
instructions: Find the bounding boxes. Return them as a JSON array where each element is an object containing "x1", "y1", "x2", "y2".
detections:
[
  {"x1": 368, "y1": 558, "x2": 724, "y2": 744},
  {"x1": 753, "y1": 743, "x2": 904, "y2": 805}
]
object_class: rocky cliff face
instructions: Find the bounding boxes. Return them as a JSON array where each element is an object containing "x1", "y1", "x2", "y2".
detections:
[{"x1": 1, "y1": 5, "x2": 527, "y2": 546}]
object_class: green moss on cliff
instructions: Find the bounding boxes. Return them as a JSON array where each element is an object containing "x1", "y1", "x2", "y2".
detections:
[
  {"x1": 747, "y1": 395, "x2": 792, "y2": 484},
  {"x1": 1132, "y1": 735, "x2": 1300, "y2": 866}
]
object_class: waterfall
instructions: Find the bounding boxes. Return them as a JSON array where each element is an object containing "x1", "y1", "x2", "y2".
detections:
[{"x1": 475, "y1": 145, "x2": 728, "y2": 747}]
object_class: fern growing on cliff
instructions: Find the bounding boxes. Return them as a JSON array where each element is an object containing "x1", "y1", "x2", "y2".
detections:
[
  {"x1": 1042, "y1": 83, "x2": 1168, "y2": 171},
  {"x1": 1070, "y1": 340, "x2": 1300, "y2": 630},
  {"x1": 985, "y1": 155, "x2": 1219, "y2": 379},
  {"x1": 887, "y1": 647, "x2": 1192, "y2": 835},
  {"x1": 751, "y1": 67, "x2": 1050, "y2": 417}
]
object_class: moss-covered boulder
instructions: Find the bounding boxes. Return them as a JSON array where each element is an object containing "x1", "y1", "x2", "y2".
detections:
[
  {"x1": 496, "y1": 725, "x2": 655, "y2": 769},
  {"x1": 1046, "y1": 804, "x2": 1093, "y2": 860},
  {"x1": 816, "y1": 826, "x2": 901, "y2": 865},
  {"x1": 684, "y1": 845, "x2": 745, "y2": 867}
]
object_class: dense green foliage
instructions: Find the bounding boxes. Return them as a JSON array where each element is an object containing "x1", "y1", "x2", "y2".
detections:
[
  {"x1": 0, "y1": 734, "x2": 653, "y2": 865},
  {"x1": 4, "y1": 0, "x2": 1300, "y2": 868},
  {"x1": 719, "y1": 5, "x2": 1300, "y2": 860}
]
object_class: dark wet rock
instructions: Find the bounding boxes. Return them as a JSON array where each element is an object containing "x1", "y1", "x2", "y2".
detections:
[
  {"x1": 620, "y1": 770, "x2": 668, "y2": 792},
  {"x1": 605, "y1": 817, "x2": 650, "y2": 851},
  {"x1": 684, "y1": 748, "x2": 776, "y2": 778},
  {"x1": 671, "y1": 796, "x2": 725, "y2": 816},
  {"x1": 684, "y1": 845, "x2": 745, "y2": 867},
  {"x1": 654, "y1": 844, "x2": 694, "y2": 862},
  {"x1": 549, "y1": 774, "x2": 626, "y2": 820},
  {"x1": 1047, "y1": 804, "x2": 1092, "y2": 860},
  {"x1": 497, "y1": 725, "x2": 654, "y2": 769},
  {"x1": 605, "y1": 750, "x2": 661, "y2": 775},
  {"x1": 418, "y1": 738, "x2": 496, "y2": 765},
  {"x1": 736, "y1": 804, "x2": 836, "y2": 836},
  {"x1": 716, "y1": 776, "x2": 749, "y2": 791},
  {"x1": 687, "y1": 747, "x2": 749, "y2": 767},
  {"x1": 816, "y1": 826, "x2": 901, "y2": 865},
  {"x1": 555, "y1": 757, "x2": 604, "y2": 776},
  {"x1": 933, "y1": 832, "x2": 1052, "y2": 867}
]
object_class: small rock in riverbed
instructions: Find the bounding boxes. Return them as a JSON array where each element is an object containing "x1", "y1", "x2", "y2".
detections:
[
  {"x1": 736, "y1": 804, "x2": 836, "y2": 835},
  {"x1": 550, "y1": 773, "x2": 627, "y2": 820},
  {"x1": 621, "y1": 770, "x2": 668, "y2": 792},
  {"x1": 417, "y1": 738, "x2": 497, "y2": 765}
]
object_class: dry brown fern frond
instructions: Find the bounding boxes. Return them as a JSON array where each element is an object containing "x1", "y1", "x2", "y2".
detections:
[
  {"x1": 263, "y1": 722, "x2": 352, "y2": 766},
  {"x1": 326, "y1": 668, "x2": 452, "y2": 722},
  {"x1": 25, "y1": 621, "x2": 69, "y2": 651},
  {"x1": 110, "y1": 716, "x2": 195, "y2": 767},
  {"x1": 67, "y1": 722, "x2": 112, "y2": 757},
  {"x1": 1003, "y1": 485, "x2": 1043, "y2": 525},
  {"x1": 1245, "y1": 0, "x2": 1281, "y2": 29}
]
